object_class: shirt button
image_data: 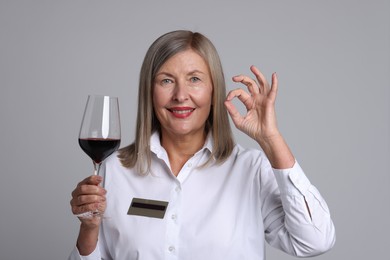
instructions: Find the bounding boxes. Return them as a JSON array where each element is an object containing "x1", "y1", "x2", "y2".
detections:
[
  {"x1": 171, "y1": 214, "x2": 177, "y2": 220},
  {"x1": 187, "y1": 163, "x2": 192, "y2": 167},
  {"x1": 168, "y1": 246, "x2": 175, "y2": 252},
  {"x1": 175, "y1": 186, "x2": 181, "y2": 192}
]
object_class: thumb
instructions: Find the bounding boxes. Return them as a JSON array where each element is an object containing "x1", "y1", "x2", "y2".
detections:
[{"x1": 79, "y1": 175, "x2": 103, "y2": 186}]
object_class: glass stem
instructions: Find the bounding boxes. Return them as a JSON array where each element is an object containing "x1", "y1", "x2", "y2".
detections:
[
  {"x1": 93, "y1": 161, "x2": 104, "y2": 187},
  {"x1": 93, "y1": 161, "x2": 102, "y2": 176}
]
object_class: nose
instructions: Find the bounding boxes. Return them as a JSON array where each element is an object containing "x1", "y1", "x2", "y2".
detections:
[{"x1": 172, "y1": 80, "x2": 189, "y2": 102}]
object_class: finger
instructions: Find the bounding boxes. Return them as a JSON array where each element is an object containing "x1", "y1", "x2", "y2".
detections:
[
  {"x1": 70, "y1": 192, "x2": 106, "y2": 217},
  {"x1": 72, "y1": 175, "x2": 103, "y2": 196},
  {"x1": 232, "y1": 75, "x2": 260, "y2": 95},
  {"x1": 78, "y1": 175, "x2": 103, "y2": 186},
  {"x1": 71, "y1": 201, "x2": 103, "y2": 215},
  {"x1": 226, "y1": 88, "x2": 254, "y2": 110},
  {"x1": 226, "y1": 88, "x2": 243, "y2": 101},
  {"x1": 269, "y1": 72, "x2": 278, "y2": 101},
  {"x1": 224, "y1": 98, "x2": 239, "y2": 117},
  {"x1": 224, "y1": 99, "x2": 242, "y2": 128},
  {"x1": 71, "y1": 193, "x2": 106, "y2": 207},
  {"x1": 72, "y1": 183, "x2": 106, "y2": 198},
  {"x1": 250, "y1": 65, "x2": 270, "y2": 93},
  {"x1": 225, "y1": 89, "x2": 246, "y2": 122}
]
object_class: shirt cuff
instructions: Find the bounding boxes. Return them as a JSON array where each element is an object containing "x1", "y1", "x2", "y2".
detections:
[
  {"x1": 70, "y1": 244, "x2": 100, "y2": 260},
  {"x1": 272, "y1": 160, "x2": 311, "y2": 196}
]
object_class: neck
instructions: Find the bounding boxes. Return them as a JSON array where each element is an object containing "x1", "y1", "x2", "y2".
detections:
[{"x1": 160, "y1": 130, "x2": 207, "y2": 176}]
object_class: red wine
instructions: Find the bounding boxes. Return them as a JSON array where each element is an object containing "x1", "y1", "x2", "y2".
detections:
[{"x1": 79, "y1": 138, "x2": 120, "y2": 164}]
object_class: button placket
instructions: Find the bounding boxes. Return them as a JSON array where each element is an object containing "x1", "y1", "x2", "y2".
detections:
[{"x1": 165, "y1": 182, "x2": 182, "y2": 259}]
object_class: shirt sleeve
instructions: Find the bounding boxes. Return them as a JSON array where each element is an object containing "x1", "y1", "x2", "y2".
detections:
[
  {"x1": 262, "y1": 160, "x2": 336, "y2": 257},
  {"x1": 68, "y1": 245, "x2": 101, "y2": 260}
]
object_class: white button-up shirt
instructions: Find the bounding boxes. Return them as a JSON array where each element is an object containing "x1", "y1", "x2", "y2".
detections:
[{"x1": 69, "y1": 132, "x2": 335, "y2": 259}]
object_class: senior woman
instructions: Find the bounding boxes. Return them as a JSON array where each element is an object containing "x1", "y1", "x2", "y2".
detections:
[{"x1": 69, "y1": 30, "x2": 335, "y2": 260}]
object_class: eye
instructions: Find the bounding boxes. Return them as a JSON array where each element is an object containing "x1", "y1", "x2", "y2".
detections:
[
  {"x1": 161, "y1": 78, "x2": 173, "y2": 85},
  {"x1": 190, "y1": 77, "x2": 201, "y2": 83}
]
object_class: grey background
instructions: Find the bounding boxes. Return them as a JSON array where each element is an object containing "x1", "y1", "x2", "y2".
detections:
[{"x1": 0, "y1": 0, "x2": 389, "y2": 259}]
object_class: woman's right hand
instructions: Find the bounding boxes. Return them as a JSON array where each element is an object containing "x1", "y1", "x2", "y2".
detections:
[{"x1": 70, "y1": 175, "x2": 107, "y2": 227}]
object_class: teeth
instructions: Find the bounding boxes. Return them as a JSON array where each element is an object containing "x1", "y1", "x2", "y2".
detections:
[{"x1": 172, "y1": 109, "x2": 193, "y2": 114}]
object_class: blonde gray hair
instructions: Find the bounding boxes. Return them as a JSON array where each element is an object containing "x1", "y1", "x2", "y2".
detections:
[{"x1": 118, "y1": 30, "x2": 234, "y2": 174}]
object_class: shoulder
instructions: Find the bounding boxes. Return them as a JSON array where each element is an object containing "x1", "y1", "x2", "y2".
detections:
[
  {"x1": 231, "y1": 144, "x2": 265, "y2": 162},
  {"x1": 102, "y1": 151, "x2": 138, "y2": 189},
  {"x1": 220, "y1": 143, "x2": 270, "y2": 171},
  {"x1": 227, "y1": 144, "x2": 275, "y2": 186}
]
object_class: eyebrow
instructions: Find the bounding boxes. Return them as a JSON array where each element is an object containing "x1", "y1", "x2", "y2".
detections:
[
  {"x1": 187, "y1": 70, "x2": 206, "y2": 75},
  {"x1": 155, "y1": 70, "x2": 206, "y2": 78}
]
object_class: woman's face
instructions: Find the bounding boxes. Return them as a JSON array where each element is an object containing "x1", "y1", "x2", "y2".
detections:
[{"x1": 153, "y1": 49, "x2": 213, "y2": 138}]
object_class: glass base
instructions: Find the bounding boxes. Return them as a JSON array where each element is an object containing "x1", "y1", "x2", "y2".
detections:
[{"x1": 75, "y1": 210, "x2": 102, "y2": 219}]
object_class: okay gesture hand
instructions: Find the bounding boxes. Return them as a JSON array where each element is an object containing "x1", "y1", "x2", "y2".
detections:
[{"x1": 225, "y1": 65, "x2": 280, "y2": 144}]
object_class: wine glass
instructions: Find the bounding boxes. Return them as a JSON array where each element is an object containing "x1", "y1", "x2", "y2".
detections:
[{"x1": 76, "y1": 95, "x2": 121, "y2": 218}]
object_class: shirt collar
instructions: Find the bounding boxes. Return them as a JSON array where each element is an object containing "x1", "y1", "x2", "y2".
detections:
[{"x1": 150, "y1": 131, "x2": 213, "y2": 156}]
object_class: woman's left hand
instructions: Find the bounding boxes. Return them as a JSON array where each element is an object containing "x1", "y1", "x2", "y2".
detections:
[{"x1": 225, "y1": 65, "x2": 280, "y2": 144}]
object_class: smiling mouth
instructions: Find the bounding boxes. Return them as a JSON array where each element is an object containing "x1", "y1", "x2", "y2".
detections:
[
  {"x1": 167, "y1": 107, "x2": 195, "y2": 118},
  {"x1": 169, "y1": 109, "x2": 195, "y2": 114}
]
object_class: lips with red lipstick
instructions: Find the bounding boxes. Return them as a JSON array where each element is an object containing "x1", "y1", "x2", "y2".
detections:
[{"x1": 167, "y1": 106, "x2": 195, "y2": 118}]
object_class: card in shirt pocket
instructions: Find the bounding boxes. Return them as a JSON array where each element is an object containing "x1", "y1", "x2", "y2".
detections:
[{"x1": 127, "y1": 198, "x2": 169, "y2": 219}]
